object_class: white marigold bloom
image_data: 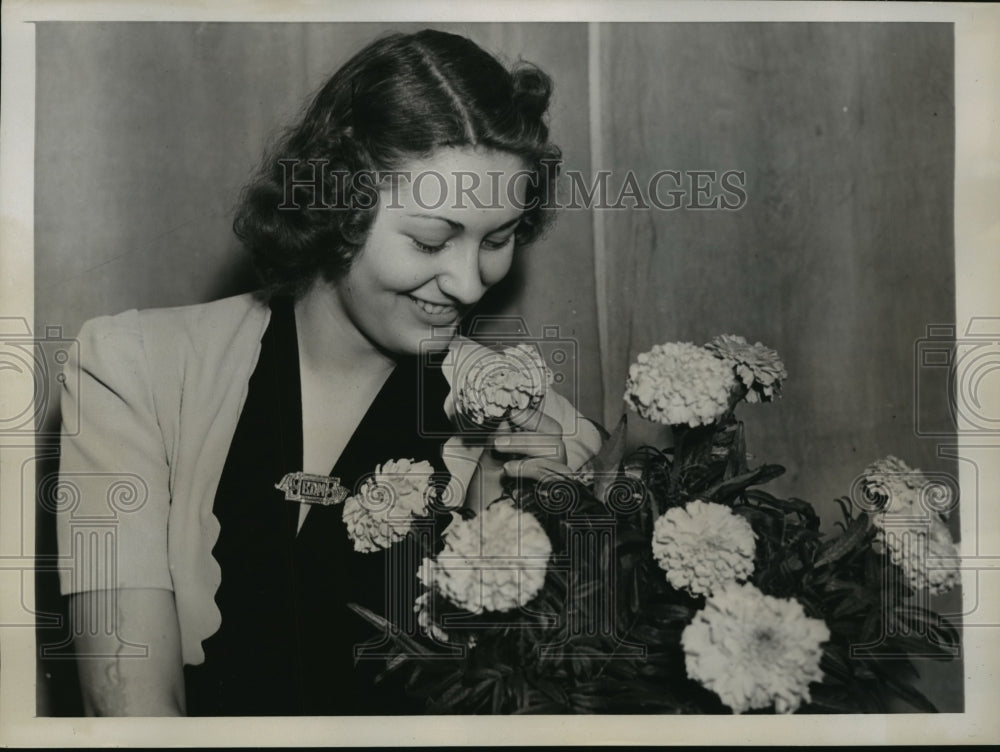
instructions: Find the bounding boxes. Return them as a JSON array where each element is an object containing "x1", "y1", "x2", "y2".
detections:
[
  {"x1": 418, "y1": 500, "x2": 552, "y2": 613},
  {"x1": 861, "y1": 454, "x2": 930, "y2": 526},
  {"x1": 705, "y1": 334, "x2": 788, "y2": 404},
  {"x1": 860, "y1": 455, "x2": 926, "y2": 516},
  {"x1": 455, "y1": 343, "x2": 552, "y2": 426},
  {"x1": 862, "y1": 456, "x2": 960, "y2": 595},
  {"x1": 623, "y1": 342, "x2": 735, "y2": 427},
  {"x1": 652, "y1": 500, "x2": 756, "y2": 596},
  {"x1": 342, "y1": 458, "x2": 436, "y2": 553},
  {"x1": 682, "y1": 583, "x2": 830, "y2": 714},
  {"x1": 877, "y1": 521, "x2": 961, "y2": 595}
]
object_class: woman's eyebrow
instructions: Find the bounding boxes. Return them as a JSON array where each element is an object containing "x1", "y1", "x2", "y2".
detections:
[{"x1": 405, "y1": 213, "x2": 522, "y2": 233}]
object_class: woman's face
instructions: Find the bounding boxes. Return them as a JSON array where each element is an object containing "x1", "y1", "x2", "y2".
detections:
[{"x1": 332, "y1": 146, "x2": 529, "y2": 355}]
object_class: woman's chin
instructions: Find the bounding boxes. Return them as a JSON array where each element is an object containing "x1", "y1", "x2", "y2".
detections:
[
  {"x1": 379, "y1": 321, "x2": 458, "y2": 357},
  {"x1": 409, "y1": 327, "x2": 458, "y2": 355}
]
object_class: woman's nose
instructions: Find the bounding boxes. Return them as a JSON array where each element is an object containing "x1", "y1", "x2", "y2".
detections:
[{"x1": 437, "y1": 243, "x2": 486, "y2": 305}]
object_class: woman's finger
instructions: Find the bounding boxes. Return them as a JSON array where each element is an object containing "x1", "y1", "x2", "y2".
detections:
[
  {"x1": 492, "y1": 429, "x2": 567, "y2": 464},
  {"x1": 507, "y1": 404, "x2": 561, "y2": 435}
]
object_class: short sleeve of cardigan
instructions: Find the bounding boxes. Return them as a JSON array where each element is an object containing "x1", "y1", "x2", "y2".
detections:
[{"x1": 56, "y1": 312, "x2": 173, "y2": 596}]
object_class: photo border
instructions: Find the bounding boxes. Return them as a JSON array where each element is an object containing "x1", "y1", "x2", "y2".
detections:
[{"x1": 2, "y1": 0, "x2": 998, "y2": 746}]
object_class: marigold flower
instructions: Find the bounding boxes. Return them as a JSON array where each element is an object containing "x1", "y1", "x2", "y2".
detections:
[
  {"x1": 455, "y1": 343, "x2": 552, "y2": 426},
  {"x1": 705, "y1": 334, "x2": 787, "y2": 403},
  {"x1": 652, "y1": 500, "x2": 756, "y2": 596},
  {"x1": 624, "y1": 342, "x2": 735, "y2": 427},
  {"x1": 861, "y1": 455, "x2": 960, "y2": 595},
  {"x1": 682, "y1": 583, "x2": 830, "y2": 714},
  {"x1": 418, "y1": 499, "x2": 552, "y2": 613},
  {"x1": 876, "y1": 521, "x2": 961, "y2": 595},
  {"x1": 342, "y1": 458, "x2": 436, "y2": 553},
  {"x1": 860, "y1": 455, "x2": 925, "y2": 515}
]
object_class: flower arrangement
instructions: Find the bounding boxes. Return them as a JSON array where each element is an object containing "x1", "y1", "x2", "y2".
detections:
[{"x1": 349, "y1": 335, "x2": 961, "y2": 714}]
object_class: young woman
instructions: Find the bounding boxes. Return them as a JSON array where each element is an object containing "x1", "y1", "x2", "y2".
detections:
[{"x1": 56, "y1": 29, "x2": 601, "y2": 716}]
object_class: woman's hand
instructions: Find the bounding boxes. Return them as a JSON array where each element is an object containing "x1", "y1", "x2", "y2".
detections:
[{"x1": 464, "y1": 408, "x2": 572, "y2": 513}]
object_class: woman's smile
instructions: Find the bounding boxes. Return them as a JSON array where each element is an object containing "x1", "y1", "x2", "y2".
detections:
[{"x1": 407, "y1": 294, "x2": 460, "y2": 323}]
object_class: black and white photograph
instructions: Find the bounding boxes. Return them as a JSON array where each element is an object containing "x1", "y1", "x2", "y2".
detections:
[{"x1": 1, "y1": 0, "x2": 998, "y2": 746}]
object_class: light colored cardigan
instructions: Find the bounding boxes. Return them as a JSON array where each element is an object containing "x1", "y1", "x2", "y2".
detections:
[{"x1": 56, "y1": 293, "x2": 602, "y2": 665}]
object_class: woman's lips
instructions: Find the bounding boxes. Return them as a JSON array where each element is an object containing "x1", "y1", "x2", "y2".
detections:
[{"x1": 408, "y1": 295, "x2": 460, "y2": 323}]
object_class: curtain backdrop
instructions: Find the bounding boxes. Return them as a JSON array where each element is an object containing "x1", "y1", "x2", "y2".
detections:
[
  {"x1": 596, "y1": 22, "x2": 955, "y2": 526},
  {"x1": 34, "y1": 22, "x2": 958, "y2": 714}
]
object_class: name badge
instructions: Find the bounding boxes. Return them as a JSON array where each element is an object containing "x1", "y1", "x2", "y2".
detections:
[{"x1": 275, "y1": 472, "x2": 349, "y2": 506}]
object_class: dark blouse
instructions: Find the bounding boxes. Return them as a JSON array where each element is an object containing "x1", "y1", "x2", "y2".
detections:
[{"x1": 183, "y1": 296, "x2": 455, "y2": 716}]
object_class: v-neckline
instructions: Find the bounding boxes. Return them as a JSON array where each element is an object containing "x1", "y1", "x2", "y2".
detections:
[{"x1": 269, "y1": 296, "x2": 418, "y2": 536}]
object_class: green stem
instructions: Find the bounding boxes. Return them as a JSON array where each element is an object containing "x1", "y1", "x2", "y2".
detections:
[{"x1": 668, "y1": 425, "x2": 688, "y2": 495}]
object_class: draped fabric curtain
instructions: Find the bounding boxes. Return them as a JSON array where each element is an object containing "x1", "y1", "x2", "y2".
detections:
[
  {"x1": 592, "y1": 22, "x2": 955, "y2": 525},
  {"x1": 34, "y1": 21, "x2": 957, "y2": 714}
]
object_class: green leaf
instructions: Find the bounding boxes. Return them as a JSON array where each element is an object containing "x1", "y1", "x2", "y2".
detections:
[
  {"x1": 893, "y1": 605, "x2": 960, "y2": 649},
  {"x1": 744, "y1": 489, "x2": 820, "y2": 527},
  {"x1": 823, "y1": 577, "x2": 866, "y2": 592},
  {"x1": 509, "y1": 672, "x2": 528, "y2": 710},
  {"x1": 533, "y1": 677, "x2": 570, "y2": 706},
  {"x1": 415, "y1": 668, "x2": 465, "y2": 702},
  {"x1": 434, "y1": 682, "x2": 474, "y2": 710},
  {"x1": 704, "y1": 464, "x2": 786, "y2": 501},
  {"x1": 819, "y1": 645, "x2": 854, "y2": 681},
  {"x1": 630, "y1": 623, "x2": 675, "y2": 646},
  {"x1": 725, "y1": 421, "x2": 749, "y2": 479},
  {"x1": 467, "y1": 677, "x2": 498, "y2": 711},
  {"x1": 614, "y1": 527, "x2": 651, "y2": 547},
  {"x1": 646, "y1": 603, "x2": 696, "y2": 624},
  {"x1": 870, "y1": 656, "x2": 920, "y2": 683},
  {"x1": 464, "y1": 667, "x2": 500, "y2": 682},
  {"x1": 590, "y1": 415, "x2": 630, "y2": 506},
  {"x1": 833, "y1": 496, "x2": 855, "y2": 525},
  {"x1": 871, "y1": 665, "x2": 939, "y2": 712},
  {"x1": 814, "y1": 514, "x2": 872, "y2": 569},
  {"x1": 890, "y1": 608, "x2": 961, "y2": 654},
  {"x1": 807, "y1": 684, "x2": 862, "y2": 713},
  {"x1": 491, "y1": 678, "x2": 505, "y2": 714},
  {"x1": 831, "y1": 589, "x2": 875, "y2": 618},
  {"x1": 373, "y1": 653, "x2": 412, "y2": 684},
  {"x1": 732, "y1": 505, "x2": 782, "y2": 529},
  {"x1": 347, "y1": 603, "x2": 436, "y2": 661}
]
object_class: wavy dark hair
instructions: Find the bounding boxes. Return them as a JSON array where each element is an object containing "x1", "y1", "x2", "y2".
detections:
[{"x1": 233, "y1": 29, "x2": 562, "y2": 299}]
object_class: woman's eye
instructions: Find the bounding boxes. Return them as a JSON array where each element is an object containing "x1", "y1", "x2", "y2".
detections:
[
  {"x1": 481, "y1": 234, "x2": 514, "y2": 251},
  {"x1": 411, "y1": 238, "x2": 447, "y2": 253}
]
